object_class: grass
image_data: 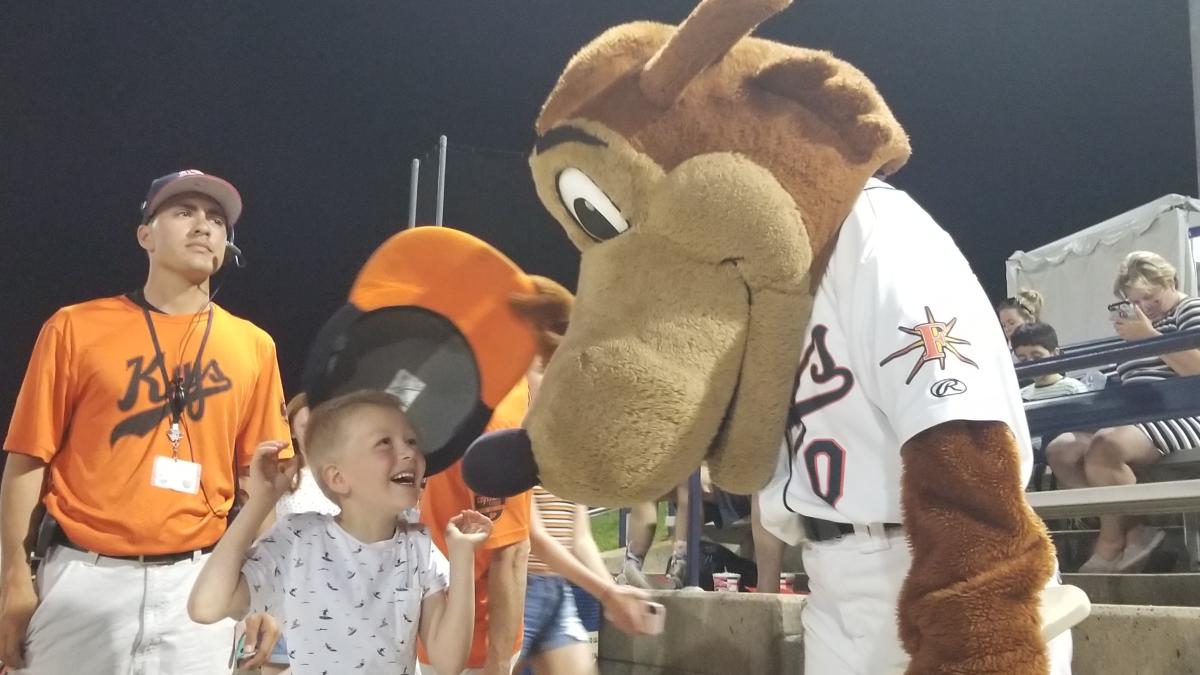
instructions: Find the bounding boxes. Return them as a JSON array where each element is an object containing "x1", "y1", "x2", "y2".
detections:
[{"x1": 590, "y1": 502, "x2": 673, "y2": 552}]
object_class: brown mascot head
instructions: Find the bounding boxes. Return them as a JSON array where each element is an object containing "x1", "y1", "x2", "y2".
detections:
[{"x1": 469, "y1": 0, "x2": 910, "y2": 505}]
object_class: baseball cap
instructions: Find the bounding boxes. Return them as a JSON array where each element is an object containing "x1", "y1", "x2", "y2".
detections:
[{"x1": 140, "y1": 170, "x2": 243, "y2": 227}]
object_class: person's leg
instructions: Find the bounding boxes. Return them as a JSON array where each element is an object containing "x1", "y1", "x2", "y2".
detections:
[
  {"x1": 666, "y1": 482, "x2": 690, "y2": 588},
  {"x1": 751, "y1": 493, "x2": 785, "y2": 593},
  {"x1": 13, "y1": 547, "x2": 148, "y2": 675},
  {"x1": 619, "y1": 502, "x2": 657, "y2": 588},
  {"x1": 1044, "y1": 431, "x2": 1093, "y2": 489},
  {"x1": 1081, "y1": 425, "x2": 1163, "y2": 570},
  {"x1": 531, "y1": 643, "x2": 598, "y2": 675},
  {"x1": 800, "y1": 530, "x2": 910, "y2": 675},
  {"x1": 146, "y1": 553, "x2": 236, "y2": 674}
]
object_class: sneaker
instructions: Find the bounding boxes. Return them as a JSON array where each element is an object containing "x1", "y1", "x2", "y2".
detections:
[
  {"x1": 666, "y1": 554, "x2": 687, "y2": 589},
  {"x1": 619, "y1": 558, "x2": 651, "y2": 589},
  {"x1": 1116, "y1": 526, "x2": 1165, "y2": 573},
  {"x1": 1077, "y1": 551, "x2": 1121, "y2": 573}
]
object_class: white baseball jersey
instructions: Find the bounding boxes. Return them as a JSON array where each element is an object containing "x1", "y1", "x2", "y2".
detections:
[{"x1": 759, "y1": 179, "x2": 1032, "y2": 546}]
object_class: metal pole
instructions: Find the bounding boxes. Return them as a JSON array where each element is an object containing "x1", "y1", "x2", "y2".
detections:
[
  {"x1": 1191, "y1": 0, "x2": 1200, "y2": 195},
  {"x1": 435, "y1": 135, "x2": 448, "y2": 226},
  {"x1": 407, "y1": 158, "x2": 420, "y2": 229},
  {"x1": 618, "y1": 508, "x2": 629, "y2": 549},
  {"x1": 686, "y1": 469, "x2": 702, "y2": 588}
]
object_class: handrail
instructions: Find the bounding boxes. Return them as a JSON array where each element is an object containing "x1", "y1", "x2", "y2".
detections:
[
  {"x1": 1026, "y1": 480, "x2": 1200, "y2": 518},
  {"x1": 1060, "y1": 335, "x2": 1123, "y2": 354},
  {"x1": 1024, "y1": 375, "x2": 1200, "y2": 436},
  {"x1": 1015, "y1": 329, "x2": 1200, "y2": 379}
]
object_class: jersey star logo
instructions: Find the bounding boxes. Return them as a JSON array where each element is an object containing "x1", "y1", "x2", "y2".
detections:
[{"x1": 879, "y1": 306, "x2": 978, "y2": 384}]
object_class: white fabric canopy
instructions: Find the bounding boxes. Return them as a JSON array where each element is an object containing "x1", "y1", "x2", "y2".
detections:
[{"x1": 1005, "y1": 194, "x2": 1200, "y2": 346}]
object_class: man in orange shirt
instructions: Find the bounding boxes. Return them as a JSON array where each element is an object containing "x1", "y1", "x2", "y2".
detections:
[
  {"x1": 419, "y1": 379, "x2": 532, "y2": 675},
  {"x1": 0, "y1": 170, "x2": 290, "y2": 674}
]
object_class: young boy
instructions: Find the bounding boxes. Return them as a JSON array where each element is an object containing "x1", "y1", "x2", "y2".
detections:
[
  {"x1": 1011, "y1": 322, "x2": 1089, "y2": 401},
  {"x1": 188, "y1": 390, "x2": 491, "y2": 675}
]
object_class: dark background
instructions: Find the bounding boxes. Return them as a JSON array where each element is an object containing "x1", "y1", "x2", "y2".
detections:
[{"x1": 1, "y1": 1, "x2": 1194, "y2": 435}]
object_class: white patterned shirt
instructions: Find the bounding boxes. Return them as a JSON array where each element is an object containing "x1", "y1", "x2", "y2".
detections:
[
  {"x1": 244, "y1": 512, "x2": 449, "y2": 674},
  {"x1": 276, "y1": 467, "x2": 340, "y2": 517}
]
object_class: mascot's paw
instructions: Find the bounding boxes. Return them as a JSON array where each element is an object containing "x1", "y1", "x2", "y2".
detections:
[
  {"x1": 462, "y1": 427, "x2": 540, "y2": 497},
  {"x1": 510, "y1": 275, "x2": 573, "y2": 364}
]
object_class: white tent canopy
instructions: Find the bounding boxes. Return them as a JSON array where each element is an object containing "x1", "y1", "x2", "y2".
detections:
[{"x1": 1005, "y1": 194, "x2": 1200, "y2": 346}]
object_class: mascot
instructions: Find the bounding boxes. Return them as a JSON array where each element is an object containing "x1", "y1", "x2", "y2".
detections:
[{"x1": 459, "y1": 0, "x2": 1088, "y2": 673}]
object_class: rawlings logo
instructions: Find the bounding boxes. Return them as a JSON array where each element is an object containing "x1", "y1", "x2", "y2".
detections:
[{"x1": 930, "y1": 378, "x2": 967, "y2": 398}]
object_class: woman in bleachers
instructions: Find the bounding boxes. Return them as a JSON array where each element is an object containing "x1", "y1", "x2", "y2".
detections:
[
  {"x1": 996, "y1": 288, "x2": 1044, "y2": 346},
  {"x1": 1045, "y1": 251, "x2": 1200, "y2": 573}
]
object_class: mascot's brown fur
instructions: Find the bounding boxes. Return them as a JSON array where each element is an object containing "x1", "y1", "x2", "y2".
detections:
[{"x1": 499, "y1": 0, "x2": 1061, "y2": 672}]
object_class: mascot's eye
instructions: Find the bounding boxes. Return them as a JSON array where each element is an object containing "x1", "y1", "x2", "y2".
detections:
[{"x1": 556, "y1": 168, "x2": 630, "y2": 242}]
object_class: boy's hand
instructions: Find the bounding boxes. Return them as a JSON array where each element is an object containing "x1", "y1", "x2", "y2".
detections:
[
  {"x1": 236, "y1": 612, "x2": 281, "y2": 669},
  {"x1": 446, "y1": 510, "x2": 493, "y2": 551},
  {"x1": 247, "y1": 440, "x2": 296, "y2": 503}
]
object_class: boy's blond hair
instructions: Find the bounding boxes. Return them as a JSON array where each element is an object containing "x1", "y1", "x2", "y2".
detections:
[{"x1": 303, "y1": 390, "x2": 413, "y2": 501}]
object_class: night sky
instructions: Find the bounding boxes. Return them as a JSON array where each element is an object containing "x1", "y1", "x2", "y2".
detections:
[{"x1": 1, "y1": 1, "x2": 1194, "y2": 435}]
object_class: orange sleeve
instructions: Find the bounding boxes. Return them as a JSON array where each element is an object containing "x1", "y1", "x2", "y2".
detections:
[
  {"x1": 234, "y1": 335, "x2": 292, "y2": 467},
  {"x1": 481, "y1": 489, "x2": 531, "y2": 551},
  {"x1": 476, "y1": 377, "x2": 531, "y2": 550},
  {"x1": 4, "y1": 315, "x2": 74, "y2": 463}
]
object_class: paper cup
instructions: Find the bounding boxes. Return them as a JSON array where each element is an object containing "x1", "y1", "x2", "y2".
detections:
[{"x1": 712, "y1": 572, "x2": 741, "y2": 592}]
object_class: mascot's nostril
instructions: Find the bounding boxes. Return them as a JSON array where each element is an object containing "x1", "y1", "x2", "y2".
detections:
[{"x1": 462, "y1": 427, "x2": 540, "y2": 498}]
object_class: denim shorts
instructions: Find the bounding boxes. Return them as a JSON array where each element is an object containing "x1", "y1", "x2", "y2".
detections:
[
  {"x1": 268, "y1": 633, "x2": 288, "y2": 665},
  {"x1": 521, "y1": 573, "x2": 590, "y2": 658}
]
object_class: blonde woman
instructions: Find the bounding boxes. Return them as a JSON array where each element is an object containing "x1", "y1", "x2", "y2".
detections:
[
  {"x1": 996, "y1": 288, "x2": 1044, "y2": 345},
  {"x1": 1045, "y1": 251, "x2": 1200, "y2": 573}
]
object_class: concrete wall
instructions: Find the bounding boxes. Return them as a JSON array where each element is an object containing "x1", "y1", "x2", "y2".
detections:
[
  {"x1": 599, "y1": 590, "x2": 805, "y2": 674},
  {"x1": 598, "y1": 593, "x2": 1200, "y2": 675}
]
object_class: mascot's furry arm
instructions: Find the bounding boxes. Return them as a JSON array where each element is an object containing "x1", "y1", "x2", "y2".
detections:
[{"x1": 900, "y1": 421, "x2": 1053, "y2": 673}]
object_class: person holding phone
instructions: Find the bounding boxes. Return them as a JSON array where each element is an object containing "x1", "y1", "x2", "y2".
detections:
[
  {"x1": 517, "y1": 360, "x2": 660, "y2": 675},
  {"x1": 1045, "y1": 251, "x2": 1200, "y2": 572}
]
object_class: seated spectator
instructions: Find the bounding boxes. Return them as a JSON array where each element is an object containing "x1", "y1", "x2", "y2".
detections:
[
  {"x1": 1045, "y1": 251, "x2": 1200, "y2": 573},
  {"x1": 188, "y1": 390, "x2": 492, "y2": 675},
  {"x1": 1011, "y1": 322, "x2": 1089, "y2": 401},
  {"x1": 617, "y1": 465, "x2": 735, "y2": 590},
  {"x1": 996, "y1": 288, "x2": 1044, "y2": 347}
]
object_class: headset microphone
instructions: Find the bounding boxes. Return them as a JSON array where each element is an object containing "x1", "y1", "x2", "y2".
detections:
[{"x1": 225, "y1": 241, "x2": 247, "y2": 269}]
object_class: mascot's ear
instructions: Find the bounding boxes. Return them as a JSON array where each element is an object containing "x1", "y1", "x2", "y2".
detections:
[
  {"x1": 509, "y1": 275, "x2": 573, "y2": 364},
  {"x1": 750, "y1": 54, "x2": 910, "y2": 173},
  {"x1": 639, "y1": 0, "x2": 792, "y2": 107}
]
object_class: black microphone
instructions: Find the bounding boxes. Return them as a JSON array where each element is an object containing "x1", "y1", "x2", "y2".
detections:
[{"x1": 225, "y1": 241, "x2": 247, "y2": 269}]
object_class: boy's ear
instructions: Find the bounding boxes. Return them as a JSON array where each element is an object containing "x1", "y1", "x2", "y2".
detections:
[{"x1": 321, "y1": 463, "x2": 350, "y2": 497}]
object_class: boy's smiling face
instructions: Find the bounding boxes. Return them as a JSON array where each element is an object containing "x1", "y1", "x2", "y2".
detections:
[{"x1": 327, "y1": 405, "x2": 426, "y2": 514}]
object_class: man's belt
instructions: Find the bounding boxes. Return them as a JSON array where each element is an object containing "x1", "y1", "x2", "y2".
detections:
[
  {"x1": 803, "y1": 517, "x2": 903, "y2": 543},
  {"x1": 53, "y1": 530, "x2": 214, "y2": 565}
]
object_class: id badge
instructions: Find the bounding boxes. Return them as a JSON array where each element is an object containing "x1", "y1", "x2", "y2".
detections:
[{"x1": 151, "y1": 456, "x2": 201, "y2": 494}]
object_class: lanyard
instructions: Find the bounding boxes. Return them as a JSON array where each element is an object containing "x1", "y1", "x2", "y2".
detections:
[{"x1": 138, "y1": 298, "x2": 214, "y2": 454}]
